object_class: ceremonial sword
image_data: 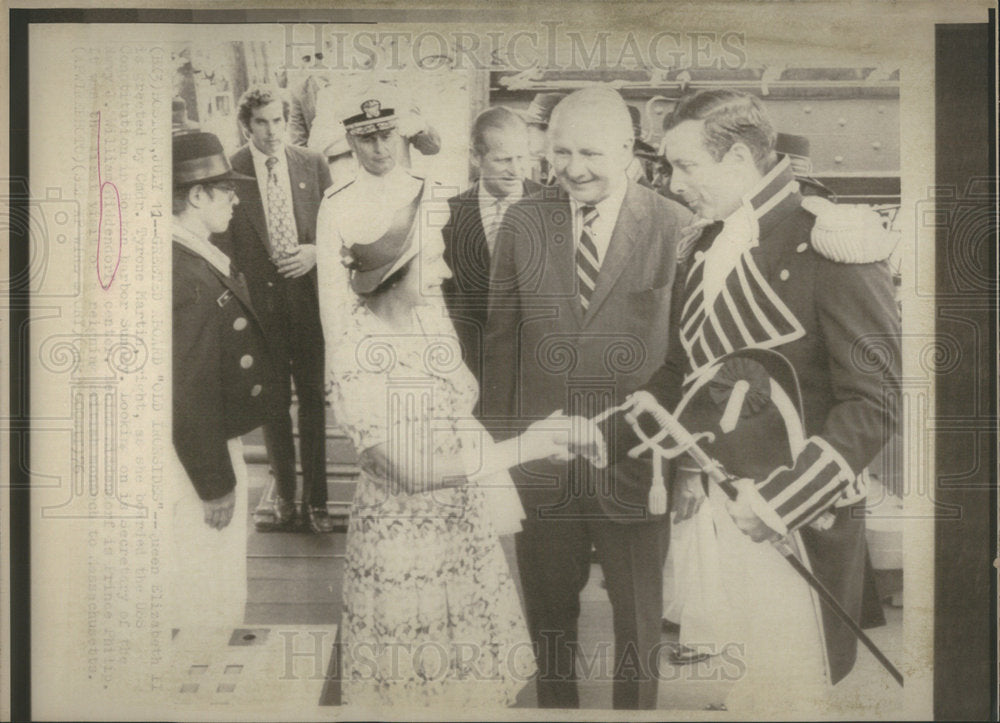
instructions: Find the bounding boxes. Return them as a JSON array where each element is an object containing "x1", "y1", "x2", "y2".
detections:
[{"x1": 601, "y1": 398, "x2": 904, "y2": 687}]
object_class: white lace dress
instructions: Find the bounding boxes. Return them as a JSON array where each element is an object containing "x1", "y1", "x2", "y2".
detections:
[{"x1": 326, "y1": 298, "x2": 535, "y2": 709}]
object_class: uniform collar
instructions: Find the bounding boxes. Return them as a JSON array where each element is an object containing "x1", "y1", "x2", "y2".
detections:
[
  {"x1": 701, "y1": 156, "x2": 799, "y2": 256},
  {"x1": 356, "y1": 164, "x2": 415, "y2": 193},
  {"x1": 744, "y1": 156, "x2": 801, "y2": 238}
]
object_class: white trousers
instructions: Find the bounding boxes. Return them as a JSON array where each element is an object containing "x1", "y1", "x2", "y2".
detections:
[
  {"x1": 170, "y1": 438, "x2": 248, "y2": 631},
  {"x1": 666, "y1": 501, "x2": 730, "y2": 650},
  {"x1": 666, "y1": 485, "x2": 828, "y2": 713}
]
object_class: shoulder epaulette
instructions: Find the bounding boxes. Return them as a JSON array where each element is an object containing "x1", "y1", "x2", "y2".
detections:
[
  {"x1": 801, "y1": 196, "x2": 899, "y2": 264},
  {"x1": 324, "y1": 178, "x2": 355, "y2": 200}
]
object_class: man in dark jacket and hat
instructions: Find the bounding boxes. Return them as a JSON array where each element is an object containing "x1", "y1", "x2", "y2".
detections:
[{"x1": 171, "y1": 130, "x2": 279, "y2": 628}]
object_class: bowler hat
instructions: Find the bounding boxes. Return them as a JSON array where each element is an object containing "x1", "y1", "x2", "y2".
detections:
[{"x1": 172, "y1": 131, "x2": 253, "y2": 189}]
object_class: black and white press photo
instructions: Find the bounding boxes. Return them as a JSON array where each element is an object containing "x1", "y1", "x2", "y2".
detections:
[{"x1": 6, "y1": 2, "x2": 996, "y2": 721}]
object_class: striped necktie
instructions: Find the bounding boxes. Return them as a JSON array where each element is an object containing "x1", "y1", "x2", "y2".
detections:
[
  {"x1": 576, "y1": 205, "x2": 600, "y2": 311},
  {"x1": 265, "y1": 155, "x2": 299, "y2": 261}
]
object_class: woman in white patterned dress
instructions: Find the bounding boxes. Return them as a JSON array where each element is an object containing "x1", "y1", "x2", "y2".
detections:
[{"x1": 319, "y1": 192, "x2": 577, "y2": 708}]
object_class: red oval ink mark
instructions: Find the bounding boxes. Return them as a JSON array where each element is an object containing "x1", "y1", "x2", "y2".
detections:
[{"x1": 95, "y1": 111, "x2": 123, "y2": 290}]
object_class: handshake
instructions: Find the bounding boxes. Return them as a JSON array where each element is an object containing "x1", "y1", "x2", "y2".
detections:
[
  {"x1": 515, "y1": 392, "x2": 670, "y2": 469},
  {"x1": 517, "y1": 410, "x2": 612, "y2": 468}
]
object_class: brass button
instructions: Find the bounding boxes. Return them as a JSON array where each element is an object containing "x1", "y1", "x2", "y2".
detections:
[
  {"x1": 240, "y1": 354, "x2": 254, "y2": 369},
  {"x1": 250, "y1": 384, "x2": 262, "y2": 397},
  {"x1": 796, "y1": 243, "x2": 808, "y2": 253},
  {"x1": 779, "y1": 269, "x2": 790, "y2": 281},
  {"x1": 233, "y1": 317, "x2": 248, "y2": 331}
]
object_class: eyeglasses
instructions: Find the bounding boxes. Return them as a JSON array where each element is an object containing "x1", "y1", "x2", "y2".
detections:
[{"x1": 208, "y1": 183, "x2": 238, "y2": 201}]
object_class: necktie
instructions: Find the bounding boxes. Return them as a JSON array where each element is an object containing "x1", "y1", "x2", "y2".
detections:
[
  {"x1": 265, "y1": 155, "x2": 299, "y2": 261},
  {"x1": 485, "y1": 199, "x2": 505, "y2": 254},
  {"x1": 576, "y1": 205, "x2": 600, "y2": 311}
]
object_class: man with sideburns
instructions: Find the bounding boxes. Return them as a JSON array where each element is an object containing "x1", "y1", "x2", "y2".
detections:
[{"x1": 626, "y1": 88, "x2": 900, "y2": 710}]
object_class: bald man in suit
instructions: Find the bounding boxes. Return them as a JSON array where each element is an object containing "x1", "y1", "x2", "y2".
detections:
[{"x1": 483, "y1": 87, "x2": 693, "y2": 710}]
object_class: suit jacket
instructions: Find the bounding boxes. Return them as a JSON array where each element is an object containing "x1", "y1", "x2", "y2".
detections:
[
  {"x1": 640, "y1": 159, "x2": 901, "y2": 682},
  {"x1": 441, "y1": 179, "x2": 544, "y2": 386},
  {"x1": 482, "y1": 181, "x2": 693, "y2": 521},
  {"x1": 288, "y1": 75, "x2": 326, "y2": 147},
  {"x1": 172, "y1": 241, "x2": 278, "y2": 501},
  {"x1": 223, "y1": 144, "x2": 332, "y2": 350}
]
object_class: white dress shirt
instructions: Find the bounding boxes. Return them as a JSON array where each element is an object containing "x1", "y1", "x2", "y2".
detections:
[{"x1": 477, "y1": 181, "x2": 524, "y2": 256}]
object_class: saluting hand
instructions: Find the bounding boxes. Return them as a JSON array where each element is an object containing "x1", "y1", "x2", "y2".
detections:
[
  {"x1": 276, "y1": 246, "x2": 317, "y2": 278},
  {"x1": 396, "y1": 109, "x2": 428, "y2": 140},
  {"x1": 202, "y1": 490, "x2": 236, "y2": 530}
]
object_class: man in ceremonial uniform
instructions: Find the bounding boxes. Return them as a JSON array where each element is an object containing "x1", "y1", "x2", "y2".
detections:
[
  {"x1": 627, "y1": 89, "x2": 900, "y2": 708},
  {"x1": 224, "y1": 85, "x2": 335, "y2": 534},
  {"x1": 482, "y1": 87, "x2": 693, "y2": 710},
  {"x1": 440, "y1": 106, "x2": 543, "y2": 389},
  {"x1": 171, "y1": 131, "x2": 278, "y2": 628}
]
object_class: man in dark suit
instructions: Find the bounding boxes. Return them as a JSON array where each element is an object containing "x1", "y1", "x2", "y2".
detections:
[
  {"x1": 482, "y1": 87, "x2": 693, "y2": 710},
  {"x1": 224, "y1": 85, "x2": 335, "y2": 534},
  {"x1": 441, "y1": 106, "x2": 543, "y2": 388},
  {"x1": 627, "y1": 89, "x2": 900, "y2": 700},
  {"x1": 172, "y1": 131, "x2": 278, "y2": 627}
]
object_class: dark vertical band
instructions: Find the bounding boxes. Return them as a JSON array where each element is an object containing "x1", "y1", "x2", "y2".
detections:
[{"x1": 933, "y1": 16, "x2": 997, "y2": 721}]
